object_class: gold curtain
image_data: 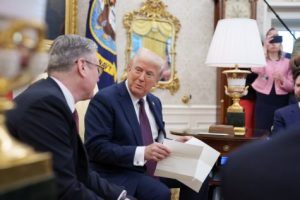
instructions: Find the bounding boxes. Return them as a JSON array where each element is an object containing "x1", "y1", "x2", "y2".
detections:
[{"x1": 132, "y1": 19, "x2": 172, "y2": 58}]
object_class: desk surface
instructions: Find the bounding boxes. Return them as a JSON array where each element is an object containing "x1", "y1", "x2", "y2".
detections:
[{"x1": 170, "y1": 129, "x2": 259, "y2": 155}]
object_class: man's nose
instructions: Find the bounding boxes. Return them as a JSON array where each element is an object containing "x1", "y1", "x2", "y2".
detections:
[{"x1": 138, "y1": 71, "x2": 146, "y2": 80}]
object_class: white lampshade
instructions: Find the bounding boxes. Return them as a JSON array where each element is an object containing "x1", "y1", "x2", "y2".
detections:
[{"x1": 205, "y1": 18, "x2": 266, "y2": 68}]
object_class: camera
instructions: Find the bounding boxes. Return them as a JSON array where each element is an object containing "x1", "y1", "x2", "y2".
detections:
[{"x1": 270, "y1": 35, "x2": 283, "y2": 43}]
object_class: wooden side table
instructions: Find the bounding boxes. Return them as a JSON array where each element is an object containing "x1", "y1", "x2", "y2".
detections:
[{"x1": 170, "y1": 129, "x2": 263, "y2": 155}]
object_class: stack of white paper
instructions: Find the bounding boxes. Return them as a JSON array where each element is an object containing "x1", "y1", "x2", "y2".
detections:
[{"x1": 154, "y1": 137, "x2": 220, "y2": 192}]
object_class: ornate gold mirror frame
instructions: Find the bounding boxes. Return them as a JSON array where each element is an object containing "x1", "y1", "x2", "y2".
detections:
[
  {"x1": 44, "y1": 0, "x2": 78, "y2": 49},
  {"x1": 123, "y1": 0, "x2": 181, "y2": 94}
]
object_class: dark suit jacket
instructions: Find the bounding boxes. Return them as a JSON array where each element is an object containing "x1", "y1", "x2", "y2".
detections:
[
  {"x1": 84, "y1": 81, "x2": 166, "y2": 175},
  {"x1": 221, "y1": 127, "x2": 300, "y2": 200},
  {"x1": 6, "y1": 78, "x2": 123, "y2": 200},
  {"x1": 272, "y1": 103, "x2": 300, "y2": 135}
]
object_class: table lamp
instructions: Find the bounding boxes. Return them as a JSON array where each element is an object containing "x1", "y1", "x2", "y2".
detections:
[{"x1": 205, "y1": 18, "x2": 266, "y2": 136}]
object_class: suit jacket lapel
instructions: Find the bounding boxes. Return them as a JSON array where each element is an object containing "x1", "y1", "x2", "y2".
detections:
[{"x1": 117, "y1": 82, "x2": 143, "y2": 145}]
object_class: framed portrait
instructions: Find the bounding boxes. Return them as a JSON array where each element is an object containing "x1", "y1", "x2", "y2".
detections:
[{"x1": 44, "y1": 0, "x2": 77, "y2": 48}]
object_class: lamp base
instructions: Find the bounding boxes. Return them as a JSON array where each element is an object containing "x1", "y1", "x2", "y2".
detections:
[
  {"x1": 227, "y1": 112, "x2": 246, "y2": 136},
  {"x1": 227, "y1": 112, "x2": 245, "y2": 127},
  {"x1": 233, "y1": 127, "x2": 246, "y2": 136}
]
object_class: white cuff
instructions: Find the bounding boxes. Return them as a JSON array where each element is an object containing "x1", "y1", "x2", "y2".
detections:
[{"x1": 133, "y1": 146, "x2": 146, "y2": 166}]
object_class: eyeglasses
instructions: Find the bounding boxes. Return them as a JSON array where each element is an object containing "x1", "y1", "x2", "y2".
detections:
[{"x1": 75, "y1": 59, "x2": 106, "y2": 75}]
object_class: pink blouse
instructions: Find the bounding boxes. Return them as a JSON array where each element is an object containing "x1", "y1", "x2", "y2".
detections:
[{"x1": 251, "y1": 58, "x2": 293, "y2": 95}]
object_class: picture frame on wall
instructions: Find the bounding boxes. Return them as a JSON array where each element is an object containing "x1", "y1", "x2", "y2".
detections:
[{"x1": 44, "y1": 0, "x2": 77, "y2": 49}]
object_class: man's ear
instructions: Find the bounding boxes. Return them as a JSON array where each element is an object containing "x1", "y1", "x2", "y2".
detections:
[{"x1": 76, "y1": 59, "x2": 87, "y2": 77}]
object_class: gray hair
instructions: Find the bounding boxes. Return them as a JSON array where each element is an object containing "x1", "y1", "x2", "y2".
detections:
[{"x1": 47, "y1": 34, "x2": 97, "y2": 73}]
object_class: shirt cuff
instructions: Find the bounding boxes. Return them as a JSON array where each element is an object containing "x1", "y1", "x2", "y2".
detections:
[
  {"x1": 133, "y1": 146, "x2": 146, "y2": 166},
  {"x1": 117, "y1": 190, "x2": 127, "y2": 200}
]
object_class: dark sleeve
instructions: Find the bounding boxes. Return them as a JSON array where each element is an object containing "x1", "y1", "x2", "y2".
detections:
[
  {"x1": 87, "y1": 170, "x2": 126, "y2": 200},
  {"x1": 271, "y1": 109, "x2": 285, "y2": 136},
  {"x1": 7, "y1": 96, "x2": 122, "y2": 200},
  {"x1": 84, "y1": 93, "x2": 136, "y2": 167}
]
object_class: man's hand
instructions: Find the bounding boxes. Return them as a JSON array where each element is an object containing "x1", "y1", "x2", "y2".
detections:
[{"x1": 145, "y1": 143, "x2": 171, "y2": 161}]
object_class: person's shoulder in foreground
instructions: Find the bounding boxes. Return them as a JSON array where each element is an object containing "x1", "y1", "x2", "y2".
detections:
[{"x1": 221, "y1": 126, "x2": 300, "y2": 200}]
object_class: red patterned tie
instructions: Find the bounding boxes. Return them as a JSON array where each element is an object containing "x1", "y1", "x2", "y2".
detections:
[
  {"x1": 73, "y1": 109, "x2": 79, "y2": 133},
  {"x1": 138, "y1": 99, "x2": 156, "y2": 176}
]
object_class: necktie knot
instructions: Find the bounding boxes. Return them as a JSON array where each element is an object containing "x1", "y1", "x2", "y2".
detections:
[{"x1": 138, "y1": 98, "x2": 144, "y2": 106}]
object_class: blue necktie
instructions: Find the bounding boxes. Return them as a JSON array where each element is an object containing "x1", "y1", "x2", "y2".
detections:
[{"x1": 138, "y1": 99, "x2": 156, "y2": 176}]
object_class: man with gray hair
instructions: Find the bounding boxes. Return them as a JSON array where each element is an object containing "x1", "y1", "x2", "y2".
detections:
[{"x1": 6, "y1": 34, "x2": 133, "y2": 200}]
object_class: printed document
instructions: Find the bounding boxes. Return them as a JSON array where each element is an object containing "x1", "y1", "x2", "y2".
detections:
[{"x1": 154, "y1": 137, "x2": 220, "y2": 192}]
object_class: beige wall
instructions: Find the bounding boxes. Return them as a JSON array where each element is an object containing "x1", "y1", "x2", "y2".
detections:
[{"x1": 77, "y1": 0, "x2": 216, "y2": 106}]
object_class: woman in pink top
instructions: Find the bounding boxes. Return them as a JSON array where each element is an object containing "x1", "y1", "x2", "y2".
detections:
[{"x1": 251, "y1": 28, "x2": 293, "y2": 136}]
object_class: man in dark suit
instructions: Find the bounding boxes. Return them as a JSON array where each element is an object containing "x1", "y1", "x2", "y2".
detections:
[
  {"x1": 221, "y1": 126, "x2": 300, "y2": 200},
  {"x1": 272, "y1": 71, "x2": 300, "y2": 135},
  {"x1": 84, "y1": 48, "x2": 209, "y2": 200},
  {"x1": 6, "y1": 35, "x2": 133, "y2": 200}
]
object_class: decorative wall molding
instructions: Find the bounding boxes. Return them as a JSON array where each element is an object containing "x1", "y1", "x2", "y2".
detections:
[{"x1": 162, "y1": 104, "x2": 217, "y2": 137}]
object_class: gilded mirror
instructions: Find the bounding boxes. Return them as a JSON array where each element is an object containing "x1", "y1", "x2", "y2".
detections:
[
  {"x1": 44, "y1": 0, "x2": 77, "y2": 49},
  {"x1": 123, "y1": 0, "x2": 181, "y2": 94}
]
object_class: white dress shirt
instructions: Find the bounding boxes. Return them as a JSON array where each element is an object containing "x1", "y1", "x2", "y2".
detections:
[{"x1": 50, "y1": 76, "x2": 75, "y2": 113}]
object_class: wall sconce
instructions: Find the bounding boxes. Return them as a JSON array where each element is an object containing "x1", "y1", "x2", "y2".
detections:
[{"x1": 205, "y1": 18, "x2": 266, "y2": 136}]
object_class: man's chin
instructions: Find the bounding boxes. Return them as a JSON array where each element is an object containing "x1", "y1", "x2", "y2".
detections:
[{"x1": 132, "y1": 89, "x2": 145, "y2": 98}]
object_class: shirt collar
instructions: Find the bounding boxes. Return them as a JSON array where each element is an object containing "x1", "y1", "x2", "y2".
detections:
[{"x1": 50, "y1": 76, "x2": 76, "y2": 113}]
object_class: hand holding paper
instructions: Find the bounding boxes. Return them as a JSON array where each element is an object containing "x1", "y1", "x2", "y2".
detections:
[
  {"x1": 154, "y1": 137, "x2": 220, "y2": 192},
  {"x1": 145, "y1": 142, "x2": 171, "y2": 161}
]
